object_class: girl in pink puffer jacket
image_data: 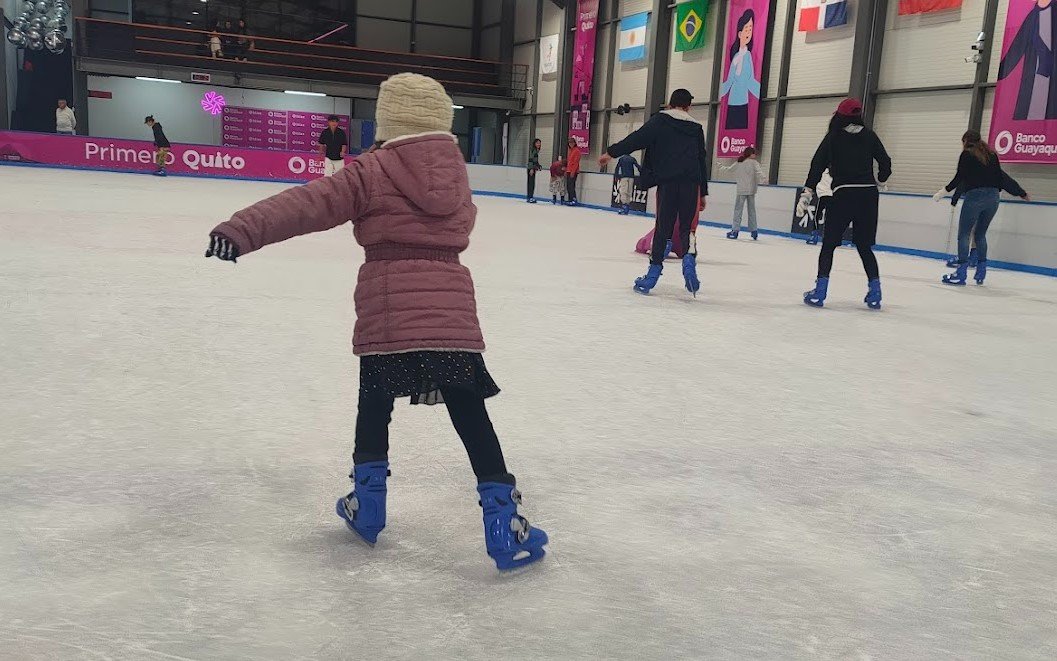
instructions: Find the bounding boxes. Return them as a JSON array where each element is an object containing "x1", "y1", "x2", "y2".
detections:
[{"x1": 205, "y1": 73, "x2": 547, "y2": 571}]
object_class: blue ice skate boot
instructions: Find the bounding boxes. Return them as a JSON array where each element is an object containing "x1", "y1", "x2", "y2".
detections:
[
  {"x1": 807, "y1": 231, "x2": 820, "y2": 245},
  {"x1": 682, "y1": 253, "x2": 700, "y2": 297},
  {"x1": 864, "y1": 279, "x2": 882, "y2": 310},
  {"x1": 803, "y1": 277, "x2": 829, "y2": 307},
  {"x1": 153, "y1": 168, "x2": 167, "y2": 177},
  {"x1": 942, "y1": 263, "x2": 968, "y2": 286},
  {"x1": 974, "y1": 260, "x2": 987, "y2": 285},
  {"x1": 477, "y1": 482, "x2": 548, "y2": 571},
  {"x1": 751, "y1": 231, "x2": 759, "y2": 241},
  {"x1": 336, "y1": 461, "x2": 389, "y2": 544},
  {"x1": 527, "y1": 197, "x2": 537, "y2": 204},
  {"x1": 634, "y1": 263, "x2": 663, "y2": 295},
  {"x1": 664, "y1": 239, "x2": 673, "y2": 257},
  {"x1": 726, "y1": 230, "x2": 739, "y2": 240},
  {"x1": 622, "y1": 204, "x2": 631, "y2": 215}
]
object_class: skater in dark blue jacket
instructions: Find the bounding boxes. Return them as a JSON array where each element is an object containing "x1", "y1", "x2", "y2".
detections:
[{"x1": 614, "y1": 154, "x2": 641, "y2": 214}]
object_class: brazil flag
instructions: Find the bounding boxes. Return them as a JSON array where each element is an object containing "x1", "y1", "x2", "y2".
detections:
[{"x1": 675, "y1": 0, "x2": 708, "y2": 52}]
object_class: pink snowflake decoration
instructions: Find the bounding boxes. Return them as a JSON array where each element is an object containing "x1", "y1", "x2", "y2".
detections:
[{"x1": 201, "y1": 91, "x2": 226, "y2": 115}]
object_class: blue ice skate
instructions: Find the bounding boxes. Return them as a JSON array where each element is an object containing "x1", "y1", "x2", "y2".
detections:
[
  {"x1": 336, "y1": 461, "x2": 389, "y2": 544},
  {"x1": 864, "y1": 279, "x2": 882, "y2": 310},
  {"x1": 477, "y1": 482, "x2": 548, "y2": 571},
  {"x1": 634, "y1": 263, "x2": 663, "y2": 295},
  {"x1": 942, "y1": 263, "x2": 968, "y2": 286},
  {"x1": 664, "y1": 239, "x2": 672, "y2": 257},
  {"x1": 974, "y1": 260, "x2": 987, "y2": 285},
  {"x1": 153, "y1": 168, "x2": 167, "y2": 177},
  {"x1": 751, "y1": 230, "x2": 759, "y2": 241},
  {"x1": 803, "y1": 277, "x2": 829, "y2": 307},
  {"x1": 726, "y1": 230, "x2": 738, "y2": 240},
  {"x1": 682, "y1": 253, "x2": 700, "y2": 297},
  {"x1": 527, "y1": 197, "x2": 537, "y2": 204},
  {"x1": 806, "y1": 231, "x2": 820, "y2": 245}
]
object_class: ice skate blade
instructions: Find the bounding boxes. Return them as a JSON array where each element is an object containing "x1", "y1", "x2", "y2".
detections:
[
  {"x1": 804, "y1": 297, "x2": 824, "y2": 308},
  {"x1": 866, "y1": 302, "x2": 881, "y2": 310},
  {"x1": 941, "y1": 278, "x2": 966, "y2": 286},
  {"x1": 633, "y1": 286, "x2": 652, "y2": 295},
  {"x1": 335, "y1": 498, "x2": 379, "y2": 545},
  {"x1": 489, "y1": 545, "x2": 547, "y2": 571}
]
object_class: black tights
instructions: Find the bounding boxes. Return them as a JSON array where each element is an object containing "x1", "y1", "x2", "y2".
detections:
[
  {"x1": 817, "y1": 186, "x2": 880, "y2": 281},
  {"x1": 818, "y1": 242, "x2": 880, "y2": 281},
  {"x1": 353, "y1": 388, "x2": 512, "y2": 484}
]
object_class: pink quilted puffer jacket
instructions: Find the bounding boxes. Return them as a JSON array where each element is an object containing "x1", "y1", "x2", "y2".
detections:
[{"x1": 211, "y1": 133, "x2": 484, "y2": 356}]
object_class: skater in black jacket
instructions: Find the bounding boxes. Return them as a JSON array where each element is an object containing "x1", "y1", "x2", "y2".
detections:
[
  {"x1": 800, "y1": 98, "x2": 891, "y2": 310},
  {"x1": 600, "y1": 88, "x2": 709, "y2": 297},
  {"x1": 144, "y1": 115, "x2": 171, "y2": 176}
]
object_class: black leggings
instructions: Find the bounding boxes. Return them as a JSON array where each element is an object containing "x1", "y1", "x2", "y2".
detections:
[
  {"x1": 353, "y1": 388, "x2": 511, "y2": 484},
  {"x1": 817, "y1": 186, "x2": 880, "y2": 281},
  {"x1": 566, "y1": 173, "x2": 578, "y2": 202},
  {"x1": 527, "y1": 170, "x2": 536, "y2": 199},
  {"x1": 652, "y1": 181, "x2": 699, "y2": 265}
]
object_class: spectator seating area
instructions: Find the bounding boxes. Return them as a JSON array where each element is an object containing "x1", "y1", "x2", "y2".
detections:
[{"x1": 75, "y1": 18, "x2": 527, "y2": 102}]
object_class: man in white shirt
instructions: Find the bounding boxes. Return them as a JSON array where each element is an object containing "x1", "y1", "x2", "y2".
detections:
[{"x1": 56, "y1": 99, "x2": 76, "y2": 135}]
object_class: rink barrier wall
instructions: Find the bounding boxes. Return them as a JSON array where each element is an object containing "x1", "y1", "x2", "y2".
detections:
[
  {"x1": 466, "y1": 165, "x2": 1057, "y2": 277},
  {"x1": 0, "y1": 130, "x2": 1053, "y2": 277}
]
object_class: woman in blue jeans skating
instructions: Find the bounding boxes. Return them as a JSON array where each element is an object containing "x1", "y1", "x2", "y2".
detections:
[{"x1": 934, "y1": 130, "x2": 1030, "y2": 285}]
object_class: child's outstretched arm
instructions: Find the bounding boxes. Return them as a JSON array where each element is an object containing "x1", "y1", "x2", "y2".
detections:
[{"x1": 208, "y1": 159, "x2": 372, "y2": 259}]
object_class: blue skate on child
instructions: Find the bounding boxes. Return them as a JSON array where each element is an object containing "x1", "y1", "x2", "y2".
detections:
[
  {"x1": 336, "y1": 461, "x2": 390, "y2": 544},
  {"x1": 477, "y1": 482, "x2": 548, "y2": 571},
  {"x1": 634, "y1": 263, "x2": 663, "y2": 294},
  {"x1": 803, "y1": 277, "x2": 829, "y2": 307}
]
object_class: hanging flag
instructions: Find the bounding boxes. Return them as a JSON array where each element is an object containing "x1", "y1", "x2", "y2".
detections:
[
  {"x1": 898, "y1": 0, "x2": 961, "y2": 15},
  {"x1": 539, "y1": 34, "x2": 559, "y2": 74},
  {"x1": 798, "y1": 0, "x2": 848, "y2": 32},
  {"x1": 675, "y1": 0, "x2": 708, "y2": 52},
  {"x1": 619, "y1": 12, "x2": 649, "y2": 62}
]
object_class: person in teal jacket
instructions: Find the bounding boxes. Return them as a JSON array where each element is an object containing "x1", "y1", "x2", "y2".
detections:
[{"x1": 720, "y1": 9, "x2": 761, "y2": 130}]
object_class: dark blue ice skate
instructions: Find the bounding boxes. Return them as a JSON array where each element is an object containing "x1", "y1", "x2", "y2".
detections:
[
  {"x1": 864, "y1": 279, "x2": 882, "y2": 310},
  {"x1": 804, "y1": 277, "x2": 829, "y2": 307},
  {"x1": 477, "y1": 482, "x2": 548, "y2": 571},
  {"x1": 527, "y1": 198, "x2": 537, "y2": 204},
  {"x1": 153, "y1": 168, "x2": 167, "y2": 177},
  {"x1": 682, "y1": 253, "x2": 700, "y2": 297},
  {"x1": 974, "y1": 260, "x2": 987, "y2": 285},
  {"x1": 946, "y1": 249, "x2": 977, "y2": 268},
  {"x1": 806, "y1": 231, "x2": 820, "y2": 245},
  {"x1": 336, "y1": 461, "x2": 389, "y2": 544},
  {"x1": 942, "y1": 263, "x2": 968, "y2": 286},
  {"x1": 751, "y1": 231, "x2": 759, "y2": 241},
  {"x1": 634, "y1": 263, "x2": 663, "y2": 295},
  {"x1": 726, "y1": 230, "x2": 738, "y2": 240},
  {"x1": 664, "y1": 239, "x2": 672, "y2": 257}
]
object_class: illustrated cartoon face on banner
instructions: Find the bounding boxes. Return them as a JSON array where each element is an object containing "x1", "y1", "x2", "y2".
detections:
[
  {"x1": 716, "y1": 0, "x2": 770, "y2": 159},
  {"x1": 990, "y1": 0, "x2": 1057, "y2": 163}
]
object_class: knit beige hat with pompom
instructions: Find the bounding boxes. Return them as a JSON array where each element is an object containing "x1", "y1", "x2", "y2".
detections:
[{"x1": 375, "y1": 73, "x2": 454, "y2": 142}]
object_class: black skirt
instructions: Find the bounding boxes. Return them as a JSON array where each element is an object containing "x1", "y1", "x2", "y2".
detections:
[{"x1": 359, "y1": 351, "x2": 500, "y2": 406}]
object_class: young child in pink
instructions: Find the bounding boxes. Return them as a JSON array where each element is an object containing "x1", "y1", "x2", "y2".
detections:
[{"x1": 204, "y1": 73, "x2": 548, "y2": 571}]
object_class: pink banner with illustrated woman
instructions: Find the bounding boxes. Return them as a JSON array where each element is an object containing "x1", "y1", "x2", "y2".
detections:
[
  {"x1": 716, "y1": 0, "x2": 770, "y2": 159},
  {"x1": 568, "y1": 0, "x2": 599, "y2": 151},
  {"x1": 990, "y1": 0, "x2": 1057, "y2": 163}
]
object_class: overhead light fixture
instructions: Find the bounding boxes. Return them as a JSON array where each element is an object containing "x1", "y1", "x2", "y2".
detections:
[
  {"x1": 284, "y1": 90, "x2": 326, "y2": 97},
  {"x1": 192, "y1": 11, "x2": 199, "y2": 15},
  {"x1": 452, "y1": 105, "x2": 464, "y2": 109},
  {"x1": 136, "y1": 76, "x2": 182, "y2": 84}
]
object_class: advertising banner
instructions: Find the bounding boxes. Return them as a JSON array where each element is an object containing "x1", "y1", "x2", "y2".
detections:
[
  {"x1": 222, "y1": 106, "x2": 350, "y2": 153},
  {"x1": 540, "y1": 34, "x2": 560, "y2": 75},
  {"x1": 569, "y1": 0, "x2": 600, "y2": 151},
  {"x1": 989, "y1": 0, "x2": 1057, "y2": 164},
  {"x1": 0, "y1": 131, "x2": 353, "y2": 182},
  {"x1": 610, "y1": 176, "x2": 649, "y2": 213},
  {"x1": 716, "y1": 0, "x2": 770, "y2": 159}
]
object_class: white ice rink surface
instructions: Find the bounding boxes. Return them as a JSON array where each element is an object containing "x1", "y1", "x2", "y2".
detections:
[{"x1": 2, "y1": 167, "x2": 1056, "y2": 660}]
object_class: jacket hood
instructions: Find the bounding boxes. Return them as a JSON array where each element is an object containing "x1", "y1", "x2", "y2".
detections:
[
  {"x1": 376, "y1": 132, "x2": 467, "y2": 216},
  {"x1": 659, "y1": 109, "x2": 703, "y2": 135}
]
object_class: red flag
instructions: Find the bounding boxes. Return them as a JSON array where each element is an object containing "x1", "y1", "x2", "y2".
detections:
[{"x1": 898, "y1": 0, "x2": 961, "y2": 15}]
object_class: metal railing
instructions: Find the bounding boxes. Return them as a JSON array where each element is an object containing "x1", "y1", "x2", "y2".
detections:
[{"x1": 76, "y1": 18, "x2": 528, "y2": 102}]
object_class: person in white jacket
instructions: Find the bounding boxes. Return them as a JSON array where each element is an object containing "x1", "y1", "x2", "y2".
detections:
[
  {"x1": 722, "y1": 147, "x2": 766, "y2": 240},
  {"x1": 804, "y1": 169, "x2": 832, "y2": 245},
  {"x1": 55, "y1": 99, "x2": 76, "y2": 135}
]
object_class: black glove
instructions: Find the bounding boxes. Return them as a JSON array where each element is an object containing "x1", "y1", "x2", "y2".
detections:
[{"x1": 205, "y1": 234, "x2": 239, "y2": 263}]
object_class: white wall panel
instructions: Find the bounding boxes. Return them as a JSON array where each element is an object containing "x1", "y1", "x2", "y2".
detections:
[
  {"x1": 621, "y1": 0, "x2": 653, "y2": 17},
  {"x1": 606, "y1": 109, "x2": 646, "y2": 163},
  {"x1": 359, "y1": 0, "x2": 412, "y2": 20},
  {"x1": 785, "y1": 14, "x2": 854, "y2": 95},
  {"x1": 989, "y1": 0, "x2": 1010, "y2": 82},
  {"x1": 879, "y1": 0, "x2": 983, "y2": 90},
  {"x1": 484, "y1": 0, "x2": 503, "y2": 26},
  {"x1": 872, "y1": 90, "x2": 972, "y2": 194},
  {"x1": 416, "y1": 25, "x2": 472, "y2": 57},
  {"x1": 514, "y1": 43, "x2": 537, "y2": 114},
  {"x1": 766, "y1": 0, "x2": 790, "y2": 95},
  {"x1": 593, "y1": 24, "x2": 613, "y2": 110},
  {"x1": 585, "y1": 112, "x2": 607, "y2": 172},
  {"x1": 508, "y1": 114, "x2": 533, "y2": 166},
  {"x1": 776, "y1": 97, "x2": 839, "y2": 184},
  {"x1": 542, "y1": 0, "x2": 565, "y2": 35},
  {"x1": 535, "y1": 113, "x2": 557, "y2": 162},
  {"x1": 515, "y1": 0, "x2": 539, "y2": 42},
  {"x1": 417, "y1": 0, "x2": 474, "y2": 27},
  {"x1": 667, "y1": 1, "x2": 717, "y2": 100},
  {"x1": 757, "y1": 101, "x2": 776, "y2": 180}
]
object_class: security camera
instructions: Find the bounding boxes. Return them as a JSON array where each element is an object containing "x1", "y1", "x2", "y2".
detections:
[{"x1": 970, "y1": 32, "x2": 986, "y2": 52}]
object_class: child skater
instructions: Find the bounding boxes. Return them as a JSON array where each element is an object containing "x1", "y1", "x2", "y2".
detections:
[
  {"x1": 722, "y1": 146, "x2": 766, "y2": 240},
  {"x1": 795, "y1": 168, "x2": 832, "y2": 245},
  {"x1": 614, "y1": 154, "x2": 641, "y2": 215},
  {"x1": 550, "y1": 157, "x2": 567, "y2": 205},
  {"x1": 203, "y1": 73, "x2": 548, "y2": 571}
]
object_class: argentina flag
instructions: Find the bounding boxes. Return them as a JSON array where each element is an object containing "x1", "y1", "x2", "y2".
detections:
[{"x1": 619, "y1": 12, "x2": 649, "y2": 62}]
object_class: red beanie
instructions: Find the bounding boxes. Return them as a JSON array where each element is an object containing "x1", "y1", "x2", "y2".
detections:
[{"x1": 836, "y1": 98, "x2": 863, "y2": 117}]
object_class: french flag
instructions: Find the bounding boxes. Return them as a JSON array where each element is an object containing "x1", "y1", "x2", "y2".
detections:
[{"x1": 798, "y1": 0, "x2": 848, "y2": 32}]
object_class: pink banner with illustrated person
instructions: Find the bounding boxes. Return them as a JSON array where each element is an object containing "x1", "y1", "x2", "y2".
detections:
[
  {"x1": 0, "y1": 131, "x2": 353, "y2": 182},
  {"x1": 568, "y1": 0, "x2": 600, "y2": 151},
  {"x1": 990, "y1": 0, "x2": 1057, "y2": 163},
  {"x1": 716, "y1": 0, "x2": 771, "y2": 159}
]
